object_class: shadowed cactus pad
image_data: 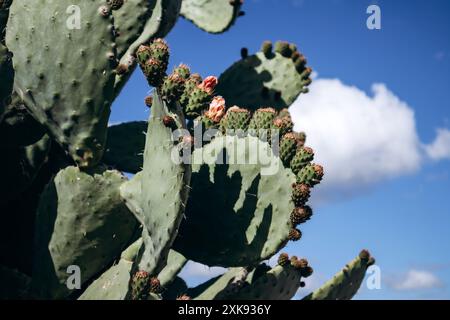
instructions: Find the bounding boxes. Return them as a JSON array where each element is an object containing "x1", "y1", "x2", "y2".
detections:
[
  {"x1": 32, "y1": 166, "x2": 137, "y2": 299},
  {"x1": 216, "y1": 40, "x2": 312, "y2": 111},
  {"x1": 173, "y1": 135, "x2": 296, "y2": 267},
  {"x1": 303, "y1": 250, "x2": 375, "y2": 300},
  {"x1": 103, "y1": 121, "x2": 147, "y2": 174}
]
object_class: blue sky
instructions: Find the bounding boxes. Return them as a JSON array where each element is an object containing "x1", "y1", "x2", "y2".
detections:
[{"x1": 111, "y1": 0, "x2": 450, "y2": 299}]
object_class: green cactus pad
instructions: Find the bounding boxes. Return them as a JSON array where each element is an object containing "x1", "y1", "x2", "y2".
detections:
[
  {"x1": 231, "y1": 264, "x2": 304, "y2": 300},
  {"x1": 112, "y1": 0, "x2": 156, "y2": 60},
  {"x1": 0, "y1": 43, "x2": 13, "y2": 118},
  {"x1": 1, "y1": 134, "x2": 51, "y2": 205},
  {"x1": 303, "y1": 250, "x2": 375, "y2": 300},
  {"x1": 6, "y1": 0, "x2": 117, "y2": 167},
  {"x1": 180, "y1": 0, "x2": 242, "y2": 34},
  {"x1": 158, "y1": 250, "x2": 187, "y2": 288},
  {"x1": 173, "y1": 135, "x2": 296, "y2": 267},
  {"x1": 216, "y1": 41, "x2": 312, "y2": 111},
  {"x1": 32, "y1": 166, "x2": 138, "y2": 299},
  {"x1": 121, "y1": 91, "x2": 191, "y2": 275},
  {"x1": 103, "y1": 121, "x2": 147, "y2": 173},
  {"x1": 188, "y1": 268, "x2": 248, "y2": 300},
  {"x1": 79, "y1": 239, "x2": 145, "y2": 300}
]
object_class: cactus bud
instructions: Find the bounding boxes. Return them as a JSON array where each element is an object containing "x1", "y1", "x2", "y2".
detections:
[
  {"x1": 274, "y1": 41, "x2": 293, "y2": 58},
  {"x1": 291, "y1": 183, "x2": 311, "y2": 206},
  {"x1": 220, "y1": 106, "x2": 251, "y2": 134},
  {"x1": 107, "y1": 0, "x2": 124, "y2": 10},
  {"x1": 163, "y1": 115, "x2": 176, "y2": 129},
  {"x1": 290, "y1": 206, "x2": 313, "y2": 226},
  {"x1": 161, "y1": 72, "x2": 186, "y2": 103},
  {"x1": 130, "y1": 270, "x2": 151, "y2": 300},
  {"x1": 177, "y1": 294, "x2": 192, "y2": 300},
  {"x1": 173, "y1": 63, "x2": 191, "y2": 80},
  {"x1": 359, "y1": 249, "x2": 371, "y2": 261},
  {"x1": 144, "y1": 95, "x2": 153, "y2": 108},
  {"x1": 278, "y1": 253, "x2": 290, "y2": 266},
  {"x1": 149, "y1": 277, "x2": 162, "y2": 294},
  {"x1": 290, "y1": 146, "x2": 315, "y2": 175},
  {"x1": 288, "y1": 228, "x2": 302, "y2": 242},
  {"x1": 261, "y1": 41, "x2": 273, "y2": 57},
  {"x1": 297, "y1": 163, "x2": 324, "y2": 187},
  {"x1": 241, "y1": 47, "x2": 248, "y2": 59}
]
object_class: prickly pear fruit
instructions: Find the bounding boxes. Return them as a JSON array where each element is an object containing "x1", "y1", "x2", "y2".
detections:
[
  {"x1": 290, "y1": 206, "x2": 313, "y2": 226},
  {"x1": 290, "y1": 147, "x2": 314, "y2": 175},
  {"x1": 220, "y1": 106, "x2": 251, "y2": 134},
  {"x1": 297, "y1": 163, "x2": 324, "y2": 187},
  {"x1": 291, "y1": 183, "x2": 311, "y2": 206}
]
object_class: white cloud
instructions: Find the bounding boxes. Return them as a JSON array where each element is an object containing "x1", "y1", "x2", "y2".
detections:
[
  {"x1": 425, "y1": 128, "x2": 450, "y2": 161},
  {"x1": 391, "y1": 269, "x2": 442, "y2": 290},
  {"x1": 290, "y1": 78, "x2": 423, "y2": 202},
  {"x1": 179, "y1": 261, "x2": 226, "y2": 279}
]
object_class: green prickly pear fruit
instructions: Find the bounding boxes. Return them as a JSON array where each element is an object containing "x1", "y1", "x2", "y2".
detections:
[
  {"x1": 130, "y1": 270, "x2": 151, "y2": 300},
  {"x1": 261, "y1": 40, "x2": 273, "y2": 57},
  {"x1": 288, "y1": 228, "x2": 302, "y2": 242},
  {"x1": 292, "y1": 183, "x2": 311, "y2": 206},
  {"x1": 173, "y1": 63, "x2": 191, "y2": 80},
  {"x1": 301, "y1": 266, "x2": 314, "y2": 278},
  {"x1": 161, "y1": 72, "x2": 186, "y2": 103},
  {"x1": 275, "y1": 41, "x2": 293, "y2": 58},
  {"x1": 290, "y1": 206, "x2": 313, "y2": 226},
  {"x1": 180, "y1": 73, "x2": 202, "y2": 109},
  {"x1": 185, "y1": 77, "x2": 217, "y2": 120},
  {"x1": 220, "y1": 106, "x2": 252, "y2": 134},
  {"x1": 137, "y1": 39, "x2": 170, "y2": 87},
  {"x1": 150, "y1": 277, "x2": 162, "y2": 294},
  {"x1": 297, "y1": 163, "x2": 324, "y2": 187},
  {"x1": 291, "y1": 146, "x2": 314, "y2": 175},
  {"x1": 279, "y1": 133, "x2": 300, "y2": 167},
  {"x1": 298, "y1": 131, "x2": 307, "y2": 147},
  {"x1": 107, "y1": 0, "x2": 124, "y2": 10},
  {"x1": 277, "y1": 253, "x2": 290, "y2": 266},
  {"x1": 249, "y1": 107, "x2": 277, "y2": 141},
  {"x1": 273, "y1": 115, "x2": 294, "y2": 137},
  {"x1": 204, "y1": 96, "x2": 226, "y2": 123}
]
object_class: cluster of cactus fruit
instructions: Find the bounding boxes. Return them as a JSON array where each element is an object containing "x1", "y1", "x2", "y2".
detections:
[{"x1": 0, "y1": 0, "x2": 375, "y2": 300}]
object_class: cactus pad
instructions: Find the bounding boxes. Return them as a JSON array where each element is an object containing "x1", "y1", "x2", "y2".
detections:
[
  {"x1": 173, "y1": 135, "x2": 296, "y2": 267},
  {"x1": 6, "y1": 0, "x2": 118, "y2": 167},
  {"x1": 216, "y1": 41, "x2": 312, "y2": 111},
  {"x1": 32, "y1": 166, "x2": 137, "y2": 299},
  {"x1": 120, "y1": 91, "x2": 191, "y2": 275},
  {"x1": 180, "y1": 0, "x2": 243, "y2": 34},
  {"x1": 303, "y1": 250, "x2": 375, "y2": 300}
]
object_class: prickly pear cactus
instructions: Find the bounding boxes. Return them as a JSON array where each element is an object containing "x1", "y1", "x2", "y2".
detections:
[{"x1": 0, "y1": 0, "x2": 375, "y2": 301}]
